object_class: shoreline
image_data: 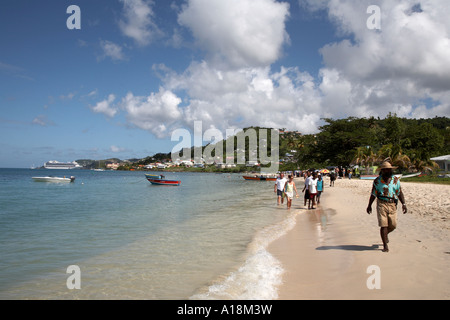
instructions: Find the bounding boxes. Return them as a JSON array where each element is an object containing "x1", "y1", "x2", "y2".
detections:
[{"x1": 269, "y1": 178, "x2": 449, "y2": 300}]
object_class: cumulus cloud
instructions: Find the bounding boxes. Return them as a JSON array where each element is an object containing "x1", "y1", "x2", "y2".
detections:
[
  {"x1": 178, "y1": 0, "x2": 290, "y2": 68},
  {"x1": 119, "y1": 0, "x2": 162, "y2": 46},
  {"x1": 99, "y1": 40, "x2": 126, "y2": 61},
  {"x1": 154, "y1": 61, "x2": 324, "y2": 134},
  {"x1": 91, "y1": 94, "x2": 118, "y2": 118},
  {"x1": 300, "y1": 0, "x2": 450, "y2": 117},
  {"x1": 317, "y1": 0, "x2": 450, "y2": 85},
  {"x1": 121, "y1": 88, "x2": 183, "y2": 138},
  {"x1": 92, "y1": 0, "x2": 450, "y2": 140}
]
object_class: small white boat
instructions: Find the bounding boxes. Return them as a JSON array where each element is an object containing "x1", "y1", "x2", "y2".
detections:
[
  {"x1": 401, "y1": 172, "x2": 421, "y2": 179},
  {"x1": 360, "y1": 175, "x2": 378, "y2": 180},
  {"x1": 32, "y1": 176, "x2": 75, "y2": 183}
]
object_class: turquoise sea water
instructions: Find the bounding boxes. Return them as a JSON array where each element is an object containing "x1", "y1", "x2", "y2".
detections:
[{"x1": 0, "y1": 169, "x2": 297, "y2": 299}]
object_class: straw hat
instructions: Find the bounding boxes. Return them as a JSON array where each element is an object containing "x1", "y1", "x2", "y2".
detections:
[{"x1": 378, "y1": 161, "x2": 397, "y2": 171}]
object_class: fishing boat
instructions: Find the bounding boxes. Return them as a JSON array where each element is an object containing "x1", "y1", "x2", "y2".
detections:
[
  {"x1": 32, "y1": 176, "x2": 75, "y2": 183},
  {"x1": 145, "y1": 174, "x2": 180, "y2": 186},
  {"x1": 243, "y1": 174, "x2": 277, "y2": 181}
]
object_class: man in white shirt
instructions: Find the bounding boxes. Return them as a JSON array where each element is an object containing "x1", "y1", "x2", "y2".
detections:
[
  {"x1": 308, "y1": 172, "x2": 318, "y2": 209},
  {"x1": 274, "y1": 173, "x2": 287, "y2": 205},
  {"x1": 302, "y1": 171, "x2": 312, "y2": 207}
]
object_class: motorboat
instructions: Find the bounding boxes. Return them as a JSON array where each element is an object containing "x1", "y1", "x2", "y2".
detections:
[
  {"x1": 145, "y1": 174, "x2": 180, "y2": 186},
  {"x1": 32, "y1": 176, "x2": 75, "y2": 183},
  {"x1": 243, "y1": 174, "x2": 277, "y2": 181}
]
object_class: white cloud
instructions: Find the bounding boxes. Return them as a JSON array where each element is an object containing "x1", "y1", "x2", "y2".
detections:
[
  {"x1": 110, "y1": 145, "x2": 126, "y2": 153},
  {"x1": 59, "y1": 92, "x2": 76, "y2": 100},
  {"x1": 91, "y1": 94, "x2": 118, "y2": 118},
  {"x1": 0, "y1": 61, "x2": 34, "y2": 81},
  {"x1": 103, "y1": 0, "x2": 320, "y2": 137},
  {"x1": 95, "y1": 0, "x2": 450, "y2": 141},
  {"x1": 149, "y1": 62, "x2": 324, "y2": 135},
  {"x1": 32, "y1": 115, "x2": 55, "y2": 127},
  {"x1": 296, "y1": 0, "x2": 450, "y2": 119},
  {"x1": 99, "y1": 40, "x2": 126, "y2": 61},
  {"x1": 121, "y1": 88, "x2": 183, "y2": 138},
  {"x1": 178, "y1": 0, "x2": 290, "y2": 68},
  {"x1": 318, "y1": 0, "x2": 450, "y2": 88},
  {"x1": 119, "y1": 0, "x2": 162, "y2": 46},
  {"x1": 87, "y1": 89, "x2": 98, "y2": 97}
]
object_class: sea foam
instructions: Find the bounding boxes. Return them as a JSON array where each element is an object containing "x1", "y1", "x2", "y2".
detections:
[{"x1": 191, "y1": 210, "x2": 298, "y2": 300}]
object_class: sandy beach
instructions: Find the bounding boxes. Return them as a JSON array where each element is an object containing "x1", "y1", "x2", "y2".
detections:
[{"x1": 269, "y1": 177, "x2": 449, "y2": 300}]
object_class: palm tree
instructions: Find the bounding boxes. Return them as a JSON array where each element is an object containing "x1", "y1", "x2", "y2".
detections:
[
  {"x1": 352, "y1": 146, "x2": 379, "y2": 174},
  {"x1": 391, "y1": 154, "x2": 413, "y2": 172},
  {"x1": 410, "y1": 158, "x2": 439, "y2": 173},
  {"x1": 352, "y1": 146, "x2": 367, "y2": 166},
  {"x1": 376, "y1": 144, "x2": 412, "y2": 172}
]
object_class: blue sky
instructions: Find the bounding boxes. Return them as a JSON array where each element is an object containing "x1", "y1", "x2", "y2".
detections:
[{"x1": 1, "y1": 0, "x2": 449, "y2": 168}]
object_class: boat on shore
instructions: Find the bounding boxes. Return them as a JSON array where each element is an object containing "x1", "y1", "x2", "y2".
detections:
[
  {"x1": 243, "y1": 174, "x2": 277, "y2": 181},
  {"x1": 401, "y1": 172, "x2": 421, "y2": 179},
  {"x1": 145, "y1": 174, "x2": 180, "y2": 186},
  {"x1": 360, "y1": 175, "x2": 378, "y2": 180},
  {"x1": 32, "y1": 176, "x2": 75, "y2": 183},
  {"x1": 360, "y1": 173, "x2": 403, "y2": 180}
]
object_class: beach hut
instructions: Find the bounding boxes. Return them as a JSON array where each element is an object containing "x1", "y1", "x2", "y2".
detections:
[{"x1": 430, "y1": 155, "x2": 450, "y2": 172}]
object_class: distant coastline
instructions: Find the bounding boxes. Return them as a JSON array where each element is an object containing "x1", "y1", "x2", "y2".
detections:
[{"x1": 20, "y1": 116, "x2": 450, "y2": 175}]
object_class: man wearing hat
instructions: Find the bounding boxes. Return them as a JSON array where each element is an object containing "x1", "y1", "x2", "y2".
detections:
[{"x1": 366, "y1": 160, "x2": 407, "y2": 252}]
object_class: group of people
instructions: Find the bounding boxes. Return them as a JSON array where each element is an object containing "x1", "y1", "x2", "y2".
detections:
[
  {"x1": 273, "y1": 159, "x2": 408, "y2": 253},
  {"x1": 274, "y1": 171, "x2": 324, "y2": 210}
]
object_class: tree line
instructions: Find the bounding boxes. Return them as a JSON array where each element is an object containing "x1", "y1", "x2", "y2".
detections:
[
  {"x1": 291, "y1": 114, "x2": 449, "y2": 172},
  {"x1": 84, "y1": 115, "x2": 448, "y2": 173}
]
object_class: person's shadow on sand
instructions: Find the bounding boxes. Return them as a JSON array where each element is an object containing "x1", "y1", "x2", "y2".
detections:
[{"x1": 316, "y1": 244, "x2": 380, "y2": 251}]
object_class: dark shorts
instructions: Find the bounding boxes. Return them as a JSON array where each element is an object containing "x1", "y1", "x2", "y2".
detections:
[
  {"x1": 304, "y1": 189, "x2": 310, "y2": 199},
  {"x1": 277, "y1": 189, "x2": 284, "y2": 196}
]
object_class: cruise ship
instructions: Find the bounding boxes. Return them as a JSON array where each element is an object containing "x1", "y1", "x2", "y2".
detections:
[{"x1": 44, "y1": 161, "x2": 82, "y2": 169}]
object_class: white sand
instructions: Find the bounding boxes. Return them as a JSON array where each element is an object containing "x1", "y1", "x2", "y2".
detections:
[{"x1": 269, "y1": 177, "x2": 450, "y2": 300}]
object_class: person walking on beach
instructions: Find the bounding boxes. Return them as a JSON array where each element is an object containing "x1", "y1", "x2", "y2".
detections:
[
  {"x1": 302, "y1": 171, "x2": 312, "y2": 207},
  {"x1": 284, "y1": 175, "x2": 299, "y2": 210},
  {"x1": 308, "y1": 172, "x2": 318, "y2": 209},
  {"x1": 274, "y1": 173, "x2": 287, "y2": 205},
  {"x1": 330, "y1": 171, "x2": 335, "y2": 187},
  {"x1": 366, "y1": 161, "x2": 407, "y2": 253},
  {"x1": 316, "y1": 174, "x2": 324, "y2": 204}
]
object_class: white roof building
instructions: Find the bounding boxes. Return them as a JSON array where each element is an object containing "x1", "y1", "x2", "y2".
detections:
[{"x1": 430, "y1": 155, "x2": 450, "y2": 172}]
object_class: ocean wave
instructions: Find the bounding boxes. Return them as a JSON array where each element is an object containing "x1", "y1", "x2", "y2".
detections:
[{"x1": 191, "y1": 210, "x2": 298, "y2": 300}]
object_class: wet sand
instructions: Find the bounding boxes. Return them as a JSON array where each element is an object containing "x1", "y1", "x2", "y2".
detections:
[{"x1": 269, "y1": 178, "x2": 450, "y2": 300}]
